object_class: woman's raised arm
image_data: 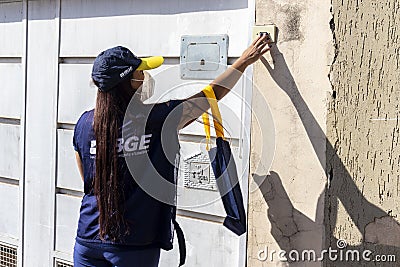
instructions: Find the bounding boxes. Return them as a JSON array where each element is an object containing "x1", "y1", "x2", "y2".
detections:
[{"x1": 177, "y1": 34, "x2": 271, "y2": 130}]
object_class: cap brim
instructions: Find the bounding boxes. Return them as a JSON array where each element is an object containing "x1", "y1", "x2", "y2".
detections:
[{"x1": 137, "y1": 56, "x2": 164, "y2": 70}]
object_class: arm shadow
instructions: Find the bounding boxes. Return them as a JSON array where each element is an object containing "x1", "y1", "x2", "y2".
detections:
[{"x1": 251, "y1": 44, "x2": 400, "y2": 266}]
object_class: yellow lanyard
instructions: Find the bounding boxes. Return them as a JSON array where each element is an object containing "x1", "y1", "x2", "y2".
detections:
[{"x1": 201, "y1": 85, "x2": 225, "y2": 150}]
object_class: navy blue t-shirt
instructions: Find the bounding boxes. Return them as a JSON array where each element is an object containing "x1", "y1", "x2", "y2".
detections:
[{"x1": 73, "y1": 99, "x2": 183, "y2": 250}]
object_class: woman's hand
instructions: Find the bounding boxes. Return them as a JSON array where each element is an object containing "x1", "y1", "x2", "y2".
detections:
[{"x1": 233, "y1": 34, "x2": 271, "y2": 72}]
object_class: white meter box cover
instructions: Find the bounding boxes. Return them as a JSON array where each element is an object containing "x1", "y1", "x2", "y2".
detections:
[{"x1": 180, "y1": 34, "x2": 229, "y2": 80}]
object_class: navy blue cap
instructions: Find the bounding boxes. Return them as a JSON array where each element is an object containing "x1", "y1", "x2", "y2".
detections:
[{"x1": 92, "y1": 46, "x2": 142, "y2": 92}]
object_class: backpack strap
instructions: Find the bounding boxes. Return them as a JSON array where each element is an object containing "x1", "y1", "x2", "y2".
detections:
[
  {"x1": 173, "y1": 219, "x2": 186, "y2": 266},
  {"x1": 170, "y1": 86, "x2": 221, "y2": 266}
]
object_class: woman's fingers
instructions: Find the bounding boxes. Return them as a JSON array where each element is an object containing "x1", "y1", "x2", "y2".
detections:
[
  {"x1": 251, "y1": 34, "x2": 263, "y2": 46},
  {"x1": 256, "y1": 41, "x2": 269, "y2": 54},
  {"x1": 240, "y1": 34, "x2": 272, "y2": 66},
  {"x1": 260, "y1": 45, "x2": 271, "y2": 55},
  {"x1": 253, "y1": 34, "x2": 269, "y2": 48}
]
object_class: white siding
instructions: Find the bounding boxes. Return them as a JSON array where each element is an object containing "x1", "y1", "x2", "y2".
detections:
[
  {"x1": 0, "y1": 64, "x2": 23, "y2": 119},
  {"x1": 23, "y1": 1, "x2": 60, "y2": 266},
  {"x1": 0, "y1": 1, "x2": 23, "y2": 57},
  {"x1": 0, "y1": 183, "x2": 19, "y2": 242},
  {"x1": 60, "y1": 0, "x2": 249, "y2": 57},
  {"x1": 58, "y1": 64, "x2": 96, "y2": 124},
  {"x1": 57, "y1": 129, "x2": 83, "y2": 191},
  {"x1": 0, "y1": 125, "x2": 20, "y2": 180},
  {"x1": 54, "y1": 194, "x2": 81, "y2": 256},
  {"x1": 159, "y1": 216, "x2": 241, "y2": 267}
]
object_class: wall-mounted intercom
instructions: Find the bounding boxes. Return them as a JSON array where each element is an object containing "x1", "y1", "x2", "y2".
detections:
[{"x1": 252, "y1": 24, "x2": 277, "y2": 43}]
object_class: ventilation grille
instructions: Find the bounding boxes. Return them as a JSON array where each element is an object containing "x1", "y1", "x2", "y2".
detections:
[
  {"x1": 0, "y1": 242, "x2": 17, "y2": 267},
  {"x1": 54, "y1": 259, "x2": 73, "y2": 267}
]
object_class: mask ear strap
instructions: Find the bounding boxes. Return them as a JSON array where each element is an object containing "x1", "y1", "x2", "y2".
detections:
[{"x1": 131, "y1": 70, "x2": 149, "y2": 82}]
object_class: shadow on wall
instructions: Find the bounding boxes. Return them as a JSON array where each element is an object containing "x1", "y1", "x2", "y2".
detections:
[
  {"x1": 0, "y1": 1, "x2": 24, "y2": 24},
  {"x1": 253, "y1": 45, "x2": 400, "y2": 266},
  {"x1": 60, "y1": 0, "x2": 248, "y2": 19}
]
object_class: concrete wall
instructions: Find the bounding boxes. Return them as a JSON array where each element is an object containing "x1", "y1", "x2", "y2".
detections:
[
  {"x1": 248, "y1": 0, "x2": 333, "y2": 266},
  {"x1": 325, "y1": 0, "x2": 400, "y2": 266},
  {"x1": 249, "y1": 0, "x2": 400, "y2": 266}
]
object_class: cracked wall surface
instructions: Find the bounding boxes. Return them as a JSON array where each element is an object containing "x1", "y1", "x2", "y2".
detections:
[
  {"x1": 325, "y1": 0, "x2": 400, "y2": 266},
  {"x1": 248, "y1": 0, "x2": 333, "y2": 266}
]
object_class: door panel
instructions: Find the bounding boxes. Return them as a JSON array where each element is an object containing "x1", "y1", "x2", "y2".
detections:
[
  {"x1": 0, "y1": 64, "x2": 23, "y2": 119},
  {"x1": 58, "y1": 64, "x2": 96, "y2": 124},
  {"x1": 57, "y1": 129, "x2": 83, "y2": 192}
]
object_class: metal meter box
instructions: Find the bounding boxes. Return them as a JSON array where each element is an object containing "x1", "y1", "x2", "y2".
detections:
[{"x1": 180, "y1": 34, "x2": 229, "y2": 80}]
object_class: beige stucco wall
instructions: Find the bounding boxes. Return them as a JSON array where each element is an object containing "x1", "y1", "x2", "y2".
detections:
[
  {"x1": 248, "y1": 0, "x2": 333, "y2": 266},
  {"x1": 325, "y1": 0, "x2": 400, "y2": 266},
  {"x1": 249, "y1": 0, "x2": 400, "y2": 266}
]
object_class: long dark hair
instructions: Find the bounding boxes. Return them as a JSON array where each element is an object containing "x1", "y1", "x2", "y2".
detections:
[{"x1": 93, "y1": 77, "x2": 133, "y2": 242}]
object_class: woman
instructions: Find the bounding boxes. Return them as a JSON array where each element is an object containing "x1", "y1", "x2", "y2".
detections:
[{"x1": 73, "y1": 35, "x2": 270, "y2": 267}]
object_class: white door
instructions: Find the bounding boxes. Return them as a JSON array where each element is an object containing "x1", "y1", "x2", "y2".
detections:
[{"x1": 0, "y1": 1, "x2": 255, "y2": 266}]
